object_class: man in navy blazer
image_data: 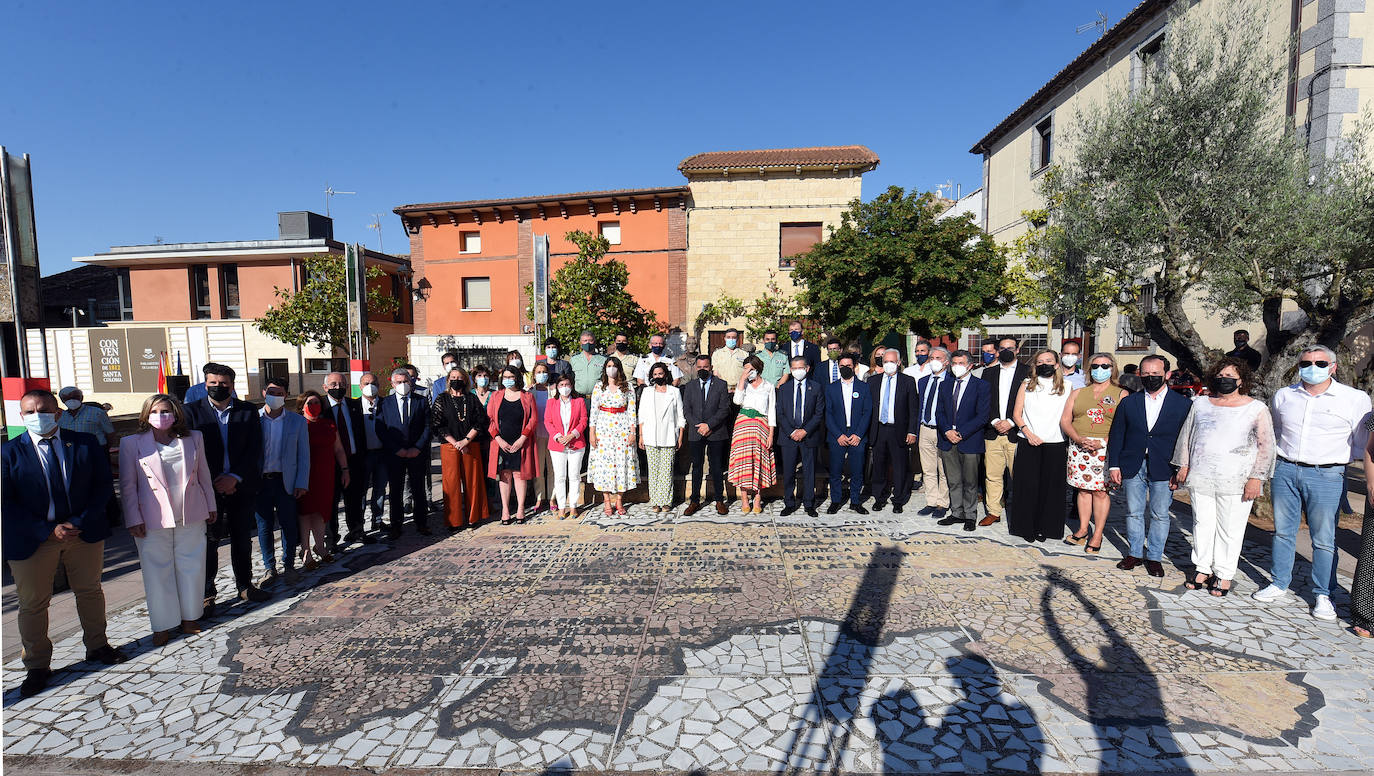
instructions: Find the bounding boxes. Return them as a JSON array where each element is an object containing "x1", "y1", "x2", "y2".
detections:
[
  {"x1": 377, "y1": 366, "x2": 432, "y2": 538},
  {"x1": 867, "y1": 348, "x2": 921, "y2": 512},
  {"x1": 1106, "y1": 354, "x2": 1191, "y2": 576},
  {"x1": 2, "y1": 389, "x2": 127, "y2": 698},
  {"x1": 777, "y1": 355, "x2": 826, "y2": 516},
  {"x1": 824, "y1": 353, "x2": 873, "y2": 514},
  {"x1": 785, "y1": 320, "x2": 822, "y2": 375},
  {"x1": 936, "y1": 350, "x2": 993, "y2": 532},
  {"x1": 184, "y1": 363, "x2": 268, "y2": 607}
]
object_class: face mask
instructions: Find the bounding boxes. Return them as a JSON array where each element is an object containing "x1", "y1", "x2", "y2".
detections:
[
  {"x1": 615, "y1": 342, "x2": 628, "y2": 352},
  {"x1": 1298, "y1": 364, "x2": 1331, "y2": 385},
  {"x1": 264, "y1": 394, "x2": 286, "y2": 411},
  {"x1": 1233, "y1": 339, "x2": 1246, "y2": 347},
  {"x1": 1061, "y1": 354, "x2": 1079, "y2": 368},
  {"x1": 746, "y1": 370, "x2": 758, "y2": 382},
  {"x1": 558, "y1": 385, "x2": 572, "y2": 397},
  {"x1": 915, "y1": 354, "x2": 929, "y2": 365},
  {"x1": 979, "y1": 352, "x2": 993, "y2": 365},
  {"x1": 450, "y1": 380, "x2": 468, "y2": 393},
  {"x1": 697, "y1": 368, "x2": 711, "y2": 381},
  {"x1": 23, "y1": 413, "x2": 58, "y2": 436},
  {"x1": 827, "y1": 350, "x2": 840, "y2": 360},
  {"x1": 580, "y1": 343, "x2": 594, "y2": 353},
  {"x1": 839, "y1": 366, "x2": 855, "y2": 380},
  {"x1": 789, "y1": 331, "x2": 802, "y2": 342},
  {"x1": 652, "y1": 376, "x2": 668, "y2": 386},
  {"x1": 361, "y1": 383, "x2": 378, "y2": 398},
  {"x1": 930, "y1": 360, "x2": 946, "y2": 373},
  {"x1": 148, "y1": 411, "x2": 176, "y2": 430},
  {"x1": 998, "y1": 348, "x2": 1016, "y2": 364},
  {"x1": 650, "y1": 345, "x2": 664, "y2": 356},
  {"x1": 394, "y1": 381, "x2": 412, "y2": 396},
  {"x1": 951, "y1": 364, "x2": 970, "y2": 378},
  {"x1": 791, "y1": 368, "x2": 808, "y2": 381},
  {"x1": 303, "y1": 402, "x2": 322, "y2": 419},
  {"x1": 509, "y1": 359, "x2": 523, "y2": 369},
  {"x1": 326, "y1": 387, "x2": 343, "y2": 400},
  {"x1": 545, "y1": 347, "x2": 558, "y2": 359},
  {"x1": 1035, "y1": 364, "x2": 1056, "y2": 378},
  {"x1": 882, "y1": 362, "x2": 898, "y2": 374},
  {"x1": 605, "y1": 366, "x2": 618, "y2": 378},
  {"x1": 1090, "y1": 366, "x2": 1112, "y2": 383},
  {"x1": 764, "y1": 341, "x2": 778, "y2": 352},
  {"x1": 502, "y1": 378, "x2": 517, "y2": 389},
  {"x1": 206, "y1": 385, "x2": 231, "y2": 402},
  {"x1": 1140, "y1": 375, "x2": 1166, "y2": 393},
  {"x1": 474, "y1": 376, "x2": 488, "y2": 389},
  {"x1": 64, "y1": 399, "x2": 81, "y2": 411},
  {"x1": 725, "y1": 338, "x2": 737, "y2": 349},
  {"x1": 1209, "y1": 376, "x2": 1239, "y2": 395},
  {"x1": 443, "y1": 363, "x2": 456, "y2": 373},
  {"x1": 534, "y1": 372, "x2": 549, "y2": 385}
]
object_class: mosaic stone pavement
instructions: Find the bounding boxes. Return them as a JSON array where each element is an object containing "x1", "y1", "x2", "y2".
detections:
[{"x1": 4, "y1": 488, "x2": 1374, "y2": 774}]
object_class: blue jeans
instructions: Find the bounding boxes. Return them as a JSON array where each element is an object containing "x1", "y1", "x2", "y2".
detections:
[
  {"x1": 1123, "y1": 468, "x2": 1173, "y2": 561},
  {"x1": 254, "y1": 480, "x2": 300, "y2": 570},
  {"x1": 364, "y1": 448, "x2": 388, "y2": 527},
  {"x1": 1269, "y1": 459, "x2": 1344, "y2": 596}
]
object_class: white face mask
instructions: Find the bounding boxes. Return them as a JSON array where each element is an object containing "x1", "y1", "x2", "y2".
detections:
[
  {"x1": 361, "y1": 383, "x2": 378, "y2": 398},
  {"x1": 882, "y1": 361, "x2": 898, "y2": 375},
  {"x1": 64, "y1": 399, "x2": 82, "y2": 411},
  {"x1": 791, "y1": 368, "x2": 808, "y2": 381},
  {"x1": 558, "y1": 385, "x2": 572, "y2": 397},
  {"x1": 393, "y1": 381, "x2": 412, "y2": 396},
  {"x1": 930, "y1": 360, "x2": 946, "y2": 373},
  {"x1": 746, "y1": 370, "x2": 757, "y2": 382},
  {"x1": 1061, "y1": 354, "x2": 1079, "y2": 368},
  {"x1": 510, "y1": 358, "x2": 523, "y2": 369},
  {"x1": 605, "y1": 366, "x2": 618, "y2": 378},
  {"x1": 264, "y1": 394, "x2": 286, "y2": 410},
  {"x1": 950, "y1": 363, "x2": 970, "y2": 378}
]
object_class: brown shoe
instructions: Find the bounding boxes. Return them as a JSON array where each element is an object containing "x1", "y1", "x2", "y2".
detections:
[
  {"x1": 979, "y1": 514, "x2": 1001, "y2": 527},
  {"x1": 1144, "y1": 560, "x2": 1165, "y2": 577},
  {"x1": 715, "y1": 501, "x2": 729, "y2": 515},
  {"x1": 683, "y1": 501, "x2": 702, "y2": 516},
  {"x1": 152, "y1": 630, "x2": 173, "y2": 647},
  {"x1": 181, "y1": 619, "x2": 202, "y2": 635},
  {"x1": 1117, "y1": 556, "x2": 1143, "y2": 571}
]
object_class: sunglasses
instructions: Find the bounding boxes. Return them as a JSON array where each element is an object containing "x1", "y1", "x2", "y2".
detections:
[
  {"x1": 1298, "y1": 360, "x2": 1331, "y2": 368},
  {"x1": 1090, "y1": 362, "x2": 1113, "y2": 369}
]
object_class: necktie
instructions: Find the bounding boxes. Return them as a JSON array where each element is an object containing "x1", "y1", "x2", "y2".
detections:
[
  {"x1": 335, "y1": 402, "x2": 353, "y2": 455},
  {"x1": 39, "y1": 438, "x2": 71, "y2": 521},
  {"x1": 794, "y1": 383, "x2": 803, "y2": 426},
  {"x1": 831, "y1": 361, "x2": 838, "y2": 382},
  {"x1": 923, "y1": 378, "x2": 938, "y2": 424},
  {"x1": 702, "y1": 379, "x2": 709, "y2": 402},
  {"x1": 955, "y1": 379, "x2": 966, "y2": 414},
  {"x1": 401, "y1": 395, "x2": 409, "y2": 425},
  {"x1": 881, "y1": 375, "x2": 893, "y2": 424}
]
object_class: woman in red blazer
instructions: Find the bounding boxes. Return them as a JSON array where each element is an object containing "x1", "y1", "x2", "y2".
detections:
[
  {"x1": 486, "y1": 366, "x2": 540, "y2": 524},
  {"x1": 543, "y1": 373, "x2": 589, "y2": 518}
]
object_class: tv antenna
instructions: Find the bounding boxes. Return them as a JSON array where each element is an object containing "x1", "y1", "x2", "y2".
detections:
[
  {"x1": 324, "y1": 183, "x2": 355, "y2": 217},
  {"x1": 1076, "y1": 11, "x2": 1108, "y2": 38},
  {"x1": 935, "y1": 180, "x2": 955, "y2": 200},
  {"x1": 366, "y1": 214, "x2": 385, "y2": 252}
]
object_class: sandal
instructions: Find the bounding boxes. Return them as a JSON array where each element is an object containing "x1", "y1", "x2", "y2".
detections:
[
  {"x1": 1084, "y1": 543, "x2": 1102, "y2": 554},
  {"x1": 1185, "y1": 572, "x2": 1212, "y2": 591},
  {"x1": 1353, "y1": 626, "x2": 1372, "y2": 639},
  {"x1": 1209, "y1": 578, "x2": 1233, "y2": 597},
  {"x1": 615, "y1": 505, "x2": 627, "y2": 516},
  {"x1": 1063, "y1": 532, "x2": 1089, "y2": 546}
]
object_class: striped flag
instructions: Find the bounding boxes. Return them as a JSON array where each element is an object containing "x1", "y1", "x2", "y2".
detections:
[{"x1": 157, "y1": 352, "x2": 168, "y2": 394}]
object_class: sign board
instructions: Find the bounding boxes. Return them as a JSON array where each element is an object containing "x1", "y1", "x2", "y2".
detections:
[
  {"x1": 89, "y1": 331, "x2": 130, "y2": 392},
  {"x1": 533, "y1": 234, "x2": 549, "y2": 327},
  {"x1": 126, "y1": 328, "x2": 169, "y2": 394},
  {"x1": 344, "y1": 243, "x2": 368, "y2": 359}
]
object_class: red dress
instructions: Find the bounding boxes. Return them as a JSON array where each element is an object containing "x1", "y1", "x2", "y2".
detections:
[{"x1": 297, "y1": 416, "x2": 339, "y2": 518}]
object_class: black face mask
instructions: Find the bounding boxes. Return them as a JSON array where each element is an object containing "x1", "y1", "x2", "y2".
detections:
[
  {"x1": 697, "y1": 368, "x2": 711, "y2": 381},
  {"x1": 1034, "y1": 364, "x2": 1056, "y2": 378},
  {"x1": 1140, "y1": 375, "x2": 1166, "y2": 392},
  {"x1": 1233, "y1": 339, "x2": 1247, "y2": 348},
  {"x1": 839, "y1": 366, "x2": 855, "y2": 380},
  {"x1": 451, "y1": 381, "x2": 467, "y2": 393},
  {"x1": 1209, "y1": 376, "x2": 1239, "y2": 395},
  {"x1": 326, "y1": 387, "x2": 343, "y2": 400},
  {"x1": 998, "y1": 348, "x2": 1017, "y2": 364},
  {"x1": 580, "y1": 343, "x2": 594, "y2": 352},
  {"x1": 206, "y1": 385, "x2": 231, "y2": 402},
  {"x1": 652, "y1": 376, "x2": 668, "y2": 386},
  {"x1": 616, "y1": 342, "x2": 629, "y2": 352}
]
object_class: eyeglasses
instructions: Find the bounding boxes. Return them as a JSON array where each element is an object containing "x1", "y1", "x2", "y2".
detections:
[
  {"x1": 1090, "y1": 363, "x2": 1112, "y2": 369},
  {"x1": 1298, "y1": 360, "x2": 1331, "y2": 368}
]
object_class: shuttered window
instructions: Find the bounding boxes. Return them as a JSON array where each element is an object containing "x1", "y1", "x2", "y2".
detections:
[
  {"x1": 779, "y1": 223, "x2": 823, "y2": 268},
  {"x1": 462, "y1": 277, "x2": 491, "y2": 311}
]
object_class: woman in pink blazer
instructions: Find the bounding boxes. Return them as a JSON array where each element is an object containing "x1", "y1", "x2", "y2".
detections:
[
  {"x1": 543, "y1": 374, "x2": 589, "y2": 518},
  {"x1": 486, "y1": 366, "x2": 541, "y2": 524},
  {"x1": 118, "y1": 394, "x2": 217, "y2": 646}
]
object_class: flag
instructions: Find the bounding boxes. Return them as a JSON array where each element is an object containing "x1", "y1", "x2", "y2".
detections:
[
  {"x1": 157, "y1": 352, "x2": 168, "y2": 394},
  {"x1": 175, "y1": 351, "x2": 183, "y2": 376}
]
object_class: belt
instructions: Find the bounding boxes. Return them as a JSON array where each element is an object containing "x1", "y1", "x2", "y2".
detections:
[
  {"x1": 1278, "y1": 456, "x2": 1343, "y2": 469},
  {"x1": 738, "y1": 408, "x2": 765, "y2": 420},
  {"x1": 598, "y1": 405, "x2": 626, "y2": 414},
  {"x1": 921, "y1": 422, "x2": 937, "y2": 429},
  {"x1": 262, "y1": 472, "x2": 282, "y2": 479}
]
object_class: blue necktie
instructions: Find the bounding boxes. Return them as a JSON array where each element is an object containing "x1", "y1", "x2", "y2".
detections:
[
  {"x1": 794, "y1": 383, "x2": 803, "y2": 426},
  {"x1": 923, "y1": 378, "x2": 939, "y2": 424},
  {"x1": 881, "y1": 375, "x2": 893, "y2": 424},
  {"x1": 39, "y1": 439, "x2": 71, "y2": 521}
]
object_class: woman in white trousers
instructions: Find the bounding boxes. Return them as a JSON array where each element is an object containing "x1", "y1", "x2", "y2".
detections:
[
  {"x1": 119, "y1": 394, "x2": 217, "y2": 645},
  {"x1": 543, "y1": 375, "x2": 589, "y2": 518}
]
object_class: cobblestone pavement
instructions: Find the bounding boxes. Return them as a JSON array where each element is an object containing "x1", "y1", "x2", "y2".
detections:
[{"x1": 4, "y1": 488, "x2": 1372, "y2": 774}]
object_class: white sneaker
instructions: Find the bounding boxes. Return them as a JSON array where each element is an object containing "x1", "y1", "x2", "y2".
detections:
[
  {"x1": 1251, "y1": 584, "x2": 1290, "y2": 602},
  {"x1": 1312, "y1": 595, "x2": 1337, "y2": 621}
]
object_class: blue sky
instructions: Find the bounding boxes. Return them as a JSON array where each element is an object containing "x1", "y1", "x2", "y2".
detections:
[{"x1": 6, "y1": 0, "x2": 1141, "y2": 275}]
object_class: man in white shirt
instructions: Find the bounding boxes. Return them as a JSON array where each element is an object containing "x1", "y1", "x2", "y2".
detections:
[
  {"x1": 254, "y1": 378, "x2": 310, "y2": 583},
  {"x1": 1060, "y1": 339, "x2": 1086, "y2": 389},
  {"x1": 1254, "y1": 345, "x2": 1373, "y2": 620},
  {"x1": 902, "y1": 341, "x2": 934, "y2": 382},
  {"x1": 633, "y1": 334, "x2": 683, "y2": 386},
  {"x1": 915, "y1": 348, "x2": 951, "y2": 517},
  {"x1": 357, "y1": 372, "x2": 388, "y2": 532},
  {"x1": 324, "y1": 372, "x2": 373, "y2": 547},
  {"x1": 981, "y1": 336, "x2": 1030, "y2": 527}
]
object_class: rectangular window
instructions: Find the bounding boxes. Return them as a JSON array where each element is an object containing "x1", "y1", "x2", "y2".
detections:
[
  {"x1": 189, "y1": 264, "x2": 211, "y2": 319},
  {"x1": 1032, "y1": 116, "x2": 1053, "y2": 172},
  {"x1": 305, "y1": 357, "x2": 348, "y2": 374},
  {"x1": 1134, "y1": 34, "x2": 1165, "y2": 93},
  {"x1": 218, "y1": 263, "x2": 240, "y2": 319},
  {"x1": 1117, "y1": 284, "x2": 1155, "y2": 350},
  {"x1": 462, "y1": 277, "x2": 492, "y2": 311},
  {"x1": 779, "y1": 222, "x2": 823, "y2": 269},
  {"x1": 116, "y1": 267, "x2": 134, "y2": 321},
  {"x1": 259, "y1": 358, "x2": 290, "y2": 391},
  {"x1": 599, "y1": 221, "x2": 622, "y2": 245},
  {"x1": 461, "y1": 231, "x2": 481, "y2": 254}
]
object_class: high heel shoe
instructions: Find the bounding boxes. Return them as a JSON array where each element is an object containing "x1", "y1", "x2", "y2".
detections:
[
  {"x1": 1084, "y1": 542, "x2": 1102, "y2": 554},
  {"x1": 1063, "y1": 532, "x2": 1089, "y2": 546}
]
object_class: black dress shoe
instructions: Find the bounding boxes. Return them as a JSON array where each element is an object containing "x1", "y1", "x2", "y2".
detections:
[
  {"x1": 917, "y1": 506, "x2": 934, "y2": 516},
  {"x1": 911, "y1": 480, "x2": 923, "y2": 491},
  {"x1": 239, "y1": 586, "x2": 271, "y2": 603},
  {"x1": 86, "y1": 644, "x2": 128, "y2": 664},
  {"x1": 388, "y1": 528, "x2": 402, "y2": 540},
  {"x1": 1145, "y1": 560, "x2": 1165, "y2": 577},
  {"x1": 804, "y1": 506, "x2": 819, "y2": 517},
  {"x1": 851, "y1": 504, "x2": 870, "y2": 515},
  {"x1": 779, "y1": 504, "x2": 799, "y2": 517},
  {"x1": 931, "y1": 508, "x2": 948, "y2": 520},
  {"x1": 937, "y1": 515, "x2": 962, "y2": 526},
  {"x1": 359, "y1": 534, "x2": 377, "y2": 544},
  {"x1": 963, "y1": 520, "x2": 976, "y2": 532},
  {"x1": 1117, "y1": 556, "x2": 1143, "y2": 571},
  {"x1": 202, "y1": 598, "x2": 217, "y2": 618},
  {"x1": 892, "y1": 505, "x2": 904, "y2": 514},
  {"x1": 872, "y1": 499, "x2": 888, "y2": 512},
  {"x1": 827, "y1": 502, "x2": 842, "y2": 515},
  {"x1": 417, "y1": 527, "x2": 433, "y2": 536},
  {"x1": 19, "y1": 668, "x2": 51, "y2": 698}
]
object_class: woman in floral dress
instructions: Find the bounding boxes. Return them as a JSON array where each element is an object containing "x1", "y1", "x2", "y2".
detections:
[
  {"x1": 588, "y1": 356, "x2": 638, "y2": 515},
  {"x1": 1059, "y1": 353, "x2": 1130, "y2": 553}
]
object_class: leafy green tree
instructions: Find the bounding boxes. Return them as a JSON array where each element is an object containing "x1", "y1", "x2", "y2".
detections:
[
  {"x1": 1004, "y1": 205, "x2": 1117, "y2": 329},
  {"x1": 792, "y1": 186, "x2": 1007, "y2": 342},
  {"x1": 693, "y1": 271, "x2": 816, "y2": 345},
  {"x1": 545, "y1": 231, "x2": 663, "y2": 352},
  {"x1": 1041, "y1": 1, "x2": 1374, "y2": 394},
  {"x1": 254, "y1": 253, "x2": 399, "y2": 355}
]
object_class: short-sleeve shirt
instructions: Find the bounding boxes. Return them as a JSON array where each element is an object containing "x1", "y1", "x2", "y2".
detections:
[
  {"x1": 570, "y1": 353, "x2": 607, "y2": 396},
  {"x1": 712, "y1": 346, "x2": 748, "y2": 384},
  {"x1": 758, "y1": 349, "x2": 790, "y2": 384}
]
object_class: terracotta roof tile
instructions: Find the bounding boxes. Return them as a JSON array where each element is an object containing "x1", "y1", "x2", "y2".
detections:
[
  {"x1": 394, "y1": 185, "x2": 689, "y2": 215},
  {"x1": 677, "y1": 145, "x2": 880, "y2": 173}
]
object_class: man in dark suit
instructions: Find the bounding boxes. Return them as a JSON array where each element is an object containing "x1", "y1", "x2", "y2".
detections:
[
  {"x1": 785, "y1": 320, "x2": 822, "y2": 375},
  {"x1": 324, "y1": 371, "x2": 374, "y2": 547},
  {"x1": 980, "y1": 336, "x2": 1031, "y2": 527},
  {"x1": 2, "y1": 389, "x2": 128, "y2": 698},
  {"x1": 377, "y1": 366, "x2": 432, "y2": 537},
  {"x1": 682, "y1": 353, "x2": 733, "y2": 515},
  {"x1": 1106, "y1": 354, "x2": 1191, "y2": 577},
  {"x1": 936, "y1": 350, "x2": 993, "y2": 532},
  {"x1": 184, "y1": 363, "x2": 269, "y2": 608},
  {"x1": 777, "y1": 355, "x2": 826, "y2": 516},
  {"x1": 867, "y1": 348, "x2": 920, "y2": 512},
  {"x1": 1227, "y1": 328, "x2": 1262, "y2": 371},
  {"x1": 824, "y1": 353, "x2": 873, "y2": 514}
]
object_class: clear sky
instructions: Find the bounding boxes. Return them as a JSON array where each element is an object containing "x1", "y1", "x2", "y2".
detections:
[{"x1": 6, "y1": 0, "x2": 1141, "y2": 276}]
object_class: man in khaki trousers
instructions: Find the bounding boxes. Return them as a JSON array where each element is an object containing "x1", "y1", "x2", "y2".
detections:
[
  {"x1": 980, "y1": 337, "x2": 1030, "y2": 528},
  {"x1": 915, "y1": 349, "x2": 951, "y2": 518},
  {"x1": 2, "y1": 389, "x2": 127, "y2": 699}
]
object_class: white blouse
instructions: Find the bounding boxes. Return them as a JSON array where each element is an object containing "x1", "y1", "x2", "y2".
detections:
[
  {"x1": 1172, "y1": 398, "x2": 1277, "y2": 495},
  {"x1": 1021, "y1": 378, "x2": 1071, "y2": 443},
  {"x1": 157, "y1": 440, "x2": 186, "y2": 525},
  {"x1": 733, "y1": 380, "x2": 777, "y2": 427},
  {"x1": 638, "y1": 386, "x2": 686, "y2": 447}
]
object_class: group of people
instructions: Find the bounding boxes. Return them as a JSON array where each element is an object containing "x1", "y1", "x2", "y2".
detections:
[{"x1": 4, "y1": 323, "x2": 1372, "y2": 702}]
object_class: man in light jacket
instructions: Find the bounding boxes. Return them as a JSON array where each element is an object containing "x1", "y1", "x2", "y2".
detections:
[{"x1": 255, "y1": 377, "x2": 311, "y2": 584}]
